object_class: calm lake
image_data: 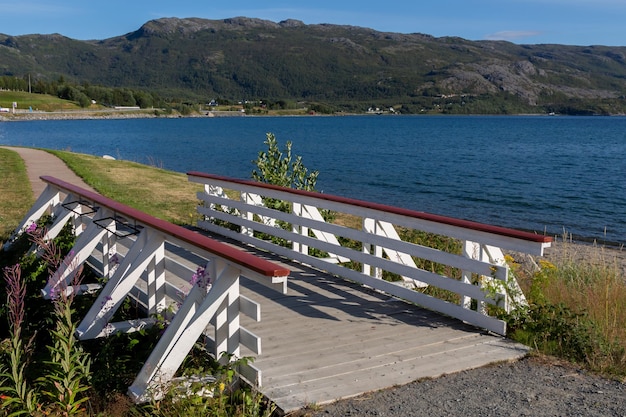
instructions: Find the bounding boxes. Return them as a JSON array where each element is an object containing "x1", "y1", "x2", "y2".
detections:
[{"x1": 1, "y1": 115, "x2": 625, "y2": 245}]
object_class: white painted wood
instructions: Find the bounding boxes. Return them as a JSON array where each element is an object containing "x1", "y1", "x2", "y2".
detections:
[
  {"x1": 239, "y1": 327, "x2": 261, "y2": 355},
  {"x1": 239, "y1": 295, "x2": 261, "y2": 321},
  {"x1": 373, "y1": 219, "x2": 428, "y2": 287},
  {"x1": 198, "y1": 193, "x2": 509, "y2": 279},
  {"x1": 41, "y1": 196, "x2": 80, "y2": 241},
  {"x1": 198, "y1": 214, "x2": 505, "y2": 306},
  {"x1": 4, "y1": 185, "x2": 60, "y2": 250},
  {"x1": 190, "y1": 175, "x2": 550, "y2": 255},
  {"x1": 128, "y1": 269, "x2": 239, "y2": 402},
  {"x1": 76, "y1": 231, "x2": 166, "y2": 339},
  {"x1": 300, "y1": 203, "x2": 348, "y2": 262},
  {"x1": 190, "y1": 174, "x2": 548, "y2": 335},
  {"x1": 42, "y1": 212, "x2": 113, "y2": 299}
]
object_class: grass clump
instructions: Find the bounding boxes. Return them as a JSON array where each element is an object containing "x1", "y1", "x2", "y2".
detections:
[{"x1": 506, "y1": 238, "x2": 626, "y2": 378}]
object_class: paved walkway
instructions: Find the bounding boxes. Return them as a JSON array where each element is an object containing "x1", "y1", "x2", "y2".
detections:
[{"x1": 1, "y1": 146, "x2": 97, "y2": 197}]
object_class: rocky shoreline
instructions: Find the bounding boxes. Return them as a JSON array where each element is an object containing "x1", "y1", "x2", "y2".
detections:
[{"x1": 0, "y1": 109, "x2": 250, "y2": 121}]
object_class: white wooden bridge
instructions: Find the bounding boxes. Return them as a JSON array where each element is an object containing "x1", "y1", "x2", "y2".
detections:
[{"x1": 7, "y1": 173, "x2": 552, "y2": 413}]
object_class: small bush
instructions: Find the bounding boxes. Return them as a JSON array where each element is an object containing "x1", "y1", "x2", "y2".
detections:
[{"x1": 505, "y1": 240, "x2": 626, "y2": 377}]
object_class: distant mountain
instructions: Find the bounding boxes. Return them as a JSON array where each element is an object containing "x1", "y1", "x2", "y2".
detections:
[{"x1": 2, "y1": 17, "x2": 626, "y2": 114}]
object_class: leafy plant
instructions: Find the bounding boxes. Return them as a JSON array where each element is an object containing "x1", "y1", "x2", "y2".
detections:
[
  {"x1": 1, "y1": 221, "x2": 92, "y2": 416},
  {"x1": 0, "y1": 263, "x2": 40, "y2": 415},
  {"x1": 252, "y1": 132, "x2": 319, "y2": 191},
  {"x1": 137, "y1": 352, "x2": 276, "y2": 417},
  {"x1": 251, "y1": 132, "x2": 320, "y2": 247}
]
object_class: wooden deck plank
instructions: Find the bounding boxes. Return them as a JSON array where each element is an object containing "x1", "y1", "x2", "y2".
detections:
[
  {"x1": 267, "y1": 337, "x2": 527, "y2": 411},
  {"x1": 233, "y1": 261, "x2": 529, "y2": 413}
]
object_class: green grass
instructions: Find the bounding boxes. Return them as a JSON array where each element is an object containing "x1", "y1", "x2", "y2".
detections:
[
  {"x1": 507, "y1": 241, "x2": 626, "y2": 378},
  {"x1": 0, "y1": 91, "x2": 84, "y2": 112},
  {"x1": 0, "y1": 148, "x2": 34, "y2": 244},
  {"x1": 49, "y1": 150, "x2": 203, "y2": 225}
]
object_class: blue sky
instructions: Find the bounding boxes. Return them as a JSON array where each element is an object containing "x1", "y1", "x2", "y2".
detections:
[{"x1": 0, "y1": 0, "x2": 624, "y2": 46}]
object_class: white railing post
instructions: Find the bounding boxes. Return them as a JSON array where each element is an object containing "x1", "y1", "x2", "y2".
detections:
[
  {"x1": 211, "y1": 260, "x2": 242, "y2": 364},
  {"x1": 292, "y1": 202, "x2": 308, "y2": 255},
  {"x1": 362, "y1": 217, "x2": 373, "y2": 277},
  {"x1": 101, "y1": 226, "x2": 117, "y2": 281},
  {"x1": 128, "y1": 265, "x2": 241, "y2": 402},
  {"x1": 146, "y1": 240, "x2": 166, "y2": 316},
  {"x1": 42, "y1": 208, "x2": 115, "y2": 299},
  {"x1": 481, "y1": 244, "x2": 526, "y2": 312},
  {"x1": 461, "y1": 240, "x2": 479, "y2": 310},
  {"x1": 3, "y1": 185, "x2": 60, "y2": 251},
  {"x1": 241, "y1": 192, "x2": 255, "y2": 237}
]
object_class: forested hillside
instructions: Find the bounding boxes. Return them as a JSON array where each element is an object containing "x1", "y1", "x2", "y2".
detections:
[{"x1": 1, "y1": 17, "x2": 626, "y2": 114}]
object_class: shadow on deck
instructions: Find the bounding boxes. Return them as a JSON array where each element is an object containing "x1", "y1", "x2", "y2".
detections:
[{"x1": 203, "y1": 232, "x2": 529, "y2": 413}]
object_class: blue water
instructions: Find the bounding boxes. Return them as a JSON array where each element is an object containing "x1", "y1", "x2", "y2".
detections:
[{"x1": 1, "y1": 115, "x2": 625, "y2": 244}]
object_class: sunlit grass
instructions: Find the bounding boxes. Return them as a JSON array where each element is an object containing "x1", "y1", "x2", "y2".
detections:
[
  {"x1": 49, "y1": 150, "x2": 203, "y2": 225},
  {"x1": 541, "y1": 241, "x2": 626, "y2": 373},
  {"x1": 0, "y1": 148, "x2": 34, "y2": 244},
  {"x1": 0, "y1": 90, "x2": 84, "y2": 111}
]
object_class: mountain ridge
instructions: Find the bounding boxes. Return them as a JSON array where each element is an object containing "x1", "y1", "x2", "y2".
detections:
[{"x1": 2, "y1": 17, "x2": 626, "y2": 114}]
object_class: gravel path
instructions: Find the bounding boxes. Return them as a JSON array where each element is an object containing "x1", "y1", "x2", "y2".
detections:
[{"x1": 304, "y1": 356, "x2": 625, "y2": 417}]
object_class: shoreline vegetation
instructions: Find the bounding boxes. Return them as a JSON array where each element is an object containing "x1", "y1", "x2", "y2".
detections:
[
  {"x1": 0, "y1": 90, "x2": 564, "y2": 122},
  {"x1": 0, "y1": 108, "x2": 252, "y2": 121}
]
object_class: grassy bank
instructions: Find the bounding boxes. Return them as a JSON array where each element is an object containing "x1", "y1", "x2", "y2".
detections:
[
  {"x1": 0, "y1": 148, "x2": 34, "y2": 242},
  {"x1": 48, "y1": 150, "x2": 203, "y2": 225},
  {"x1": 509, "y1": 240, "x2": 626, "y2": 377},
  {"x1": 0, "y1": 90, "x2": 85, "y2": 112}
]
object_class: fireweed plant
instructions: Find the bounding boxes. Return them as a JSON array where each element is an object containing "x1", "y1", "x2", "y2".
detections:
[
  {"x1": 1, "y1": 221, "x2": 91, "y2": 416},
  {"x1": 0, "y1": 263, "x2": 39, "y2": 415}
]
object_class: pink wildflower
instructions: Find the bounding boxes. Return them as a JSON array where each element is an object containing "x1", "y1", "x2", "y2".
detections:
[{"x1": 26, "y1": 222, "x2": 37, "y2": 234}]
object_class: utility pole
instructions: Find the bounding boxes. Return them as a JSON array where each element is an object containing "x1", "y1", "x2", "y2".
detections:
[{"x1": 28, "y1": 74, "x2": 31, "y2": 94}]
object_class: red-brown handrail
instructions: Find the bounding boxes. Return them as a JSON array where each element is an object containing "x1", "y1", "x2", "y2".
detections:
[
  {"x1": 40, "y1": 175, "x2": 290, "y2": 278},
  {"x1": 187, "y1": 171, "x2": 552, "y2": 244}
]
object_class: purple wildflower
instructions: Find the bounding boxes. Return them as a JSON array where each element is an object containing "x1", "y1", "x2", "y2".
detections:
[
  {"x1": 109, "y1": 253, "x2": 119, "y2": 266},
  {"x1": 100, "y1": 295, "x2": 113, "y2": 309},
  {"x1": 48, "y1": 283, "x2": 59, "y2": 301},
  {"x1": 191, "y1": 266, "x2": 211, "y2": 290},
  {"x1": 25, "y1": 222, "x2": 37, "y2": 234}
]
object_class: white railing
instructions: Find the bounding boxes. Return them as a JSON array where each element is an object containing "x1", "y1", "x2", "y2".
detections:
[
  {"x1": 6, "y1": 176, "x2": 290, "y2": 402},
  {"x1": 188, "y1": 172, "x2": 552, "y2": 336}
]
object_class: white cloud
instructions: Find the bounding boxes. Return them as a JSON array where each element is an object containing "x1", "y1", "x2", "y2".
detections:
[{"x1": 484, "y1": 31, "x2": 543, "y2": 41}]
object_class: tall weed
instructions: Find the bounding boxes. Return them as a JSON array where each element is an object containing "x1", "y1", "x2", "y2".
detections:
[{"x1": 507, "y1": 237, "x2": 626, "y2": 377}]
